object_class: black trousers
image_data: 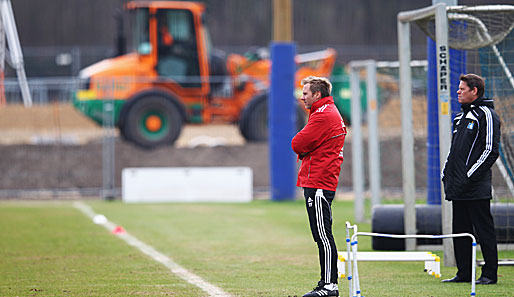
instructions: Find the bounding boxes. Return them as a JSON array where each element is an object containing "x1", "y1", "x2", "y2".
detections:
[
  {"x1": 452, "y1": 199, "x2": 498, "y2": 281},
  {"x1": 304, "y1": 187, "x2": 338, "y2": 284}
]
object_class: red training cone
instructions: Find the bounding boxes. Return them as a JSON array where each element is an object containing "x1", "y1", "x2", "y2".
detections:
[{"x1": 112, "y1": 226, "x2": 126, "y2": 234}]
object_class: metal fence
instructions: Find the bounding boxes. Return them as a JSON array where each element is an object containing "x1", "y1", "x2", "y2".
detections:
[
  {"x1": 9, "y1": 67, "x2": 510, "y2": 201},
  {"x1": 0, "y1": 77, "x2": 264, "y2": 199}
]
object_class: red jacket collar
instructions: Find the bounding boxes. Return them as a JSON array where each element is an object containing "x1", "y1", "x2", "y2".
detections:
[{"x1": 310, "y1": 96, "x2": 334, "y2": 114}]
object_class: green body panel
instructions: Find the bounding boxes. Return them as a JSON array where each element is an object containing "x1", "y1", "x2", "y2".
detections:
[
  {"x1": 73, "y1": 94, "x2": 125, "y2": 126},
  {"x1": 331, "y1": 65, "x2": 382, "y2": 125},
  {"x1": 73, "y1": 92, "x2": 203, "y2": 126},
  {"x1": 187, "y1": 103, "x2": 203, "y2": 123}
]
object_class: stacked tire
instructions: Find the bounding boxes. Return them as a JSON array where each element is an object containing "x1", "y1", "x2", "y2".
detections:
[{"x1": 371, "y1": 203, "x2": 514, "y2": 250}]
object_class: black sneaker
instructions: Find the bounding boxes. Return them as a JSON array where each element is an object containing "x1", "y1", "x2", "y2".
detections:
[{"x1": 303, "y1": 283, "x2": 339, "y2": 297}]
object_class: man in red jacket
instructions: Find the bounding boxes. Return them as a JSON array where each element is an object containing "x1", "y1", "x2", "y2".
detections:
[{"x1": 292, "y1": 76, "x2": 346, "y2": 297}]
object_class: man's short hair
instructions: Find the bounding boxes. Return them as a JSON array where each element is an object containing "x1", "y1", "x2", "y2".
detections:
[
  {"x1": 460, "y1": 73, "x2": 485, "y2": 99},
  {"x1": 301, "y1": 76, "x2": 332, "y2": 98}
]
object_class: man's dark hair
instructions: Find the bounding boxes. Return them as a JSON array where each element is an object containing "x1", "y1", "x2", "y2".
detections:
[{"x1": 460, "y1": 73, "x2": 485, "y2": 99}]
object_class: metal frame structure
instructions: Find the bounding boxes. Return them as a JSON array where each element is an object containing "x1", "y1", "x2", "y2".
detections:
[
  {"x1": 345, "y1": 222, "x2": 477, "y2": 297},
  {"x1": 397, "y1": 2, "x2": 454, "y2": 259},
  {"x1": 349, "y1": 60, "x2": 379, "y2": 223},
  {"x1": 398, "y1": 1, "x2": 514, "y2": 263},
  {"x1": 0, "y1": 0, "x2": 32, "y2": 107},
  {"x1": 349, "y1": 59, "x2": 428, "y2": 223}
]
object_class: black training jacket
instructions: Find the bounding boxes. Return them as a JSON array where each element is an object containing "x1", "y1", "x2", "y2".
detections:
[{"x1": 441, "y1": 97, "x2": 501, "y2": 201}]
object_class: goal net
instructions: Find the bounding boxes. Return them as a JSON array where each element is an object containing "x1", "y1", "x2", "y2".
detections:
[
  {"x1": 416, "y1": 5, "x2": 514, "y2": 249},
  {"x1": 390, "y1": 3, "x2": 514, "y2": 258},
  {"x1": 415, "y1": 5, "x2": 514, "y2": 199}
]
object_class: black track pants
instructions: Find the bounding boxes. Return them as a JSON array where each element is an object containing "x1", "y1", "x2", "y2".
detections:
[
  {"x1": 304, "y1": 187, "x2": 338, "y2": 284},
  {"x1": 452, "y1": 199, "x2": 498, "y2": 281}
]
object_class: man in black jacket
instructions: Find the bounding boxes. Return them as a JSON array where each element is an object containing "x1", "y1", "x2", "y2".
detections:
[{"x1": 441, "y1": 73, "x2": 501, "y2": 285}]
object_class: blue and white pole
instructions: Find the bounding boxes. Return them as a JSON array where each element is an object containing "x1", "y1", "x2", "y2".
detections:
[{"x1": 426, "y1": 37, "x2": 466, "y2": 205}]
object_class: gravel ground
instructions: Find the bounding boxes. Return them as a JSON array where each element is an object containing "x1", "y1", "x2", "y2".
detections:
[{"x1": 0, "y1": 134, "x2": 418, "y2": 198}]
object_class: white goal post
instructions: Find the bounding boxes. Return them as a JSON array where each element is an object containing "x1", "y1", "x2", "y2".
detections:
[
  {"x1": 397, "y1": 3, "x2": 514, "y2": 264},
  {"x1": 398, "y1": 2, "x2": 452, "y2": 256}
]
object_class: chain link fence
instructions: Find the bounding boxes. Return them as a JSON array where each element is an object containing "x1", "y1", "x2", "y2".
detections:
[{"x1": 0, "y1": 77, "x2": 264, "y2": 200}]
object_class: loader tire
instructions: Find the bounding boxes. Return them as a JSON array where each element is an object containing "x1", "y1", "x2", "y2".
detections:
[
  {"x1": 122, "y1": 92, "x2": 184, "y2": 149},
  {"x1": 239, "y1": 94, "x2": 306, "y2": 142}
]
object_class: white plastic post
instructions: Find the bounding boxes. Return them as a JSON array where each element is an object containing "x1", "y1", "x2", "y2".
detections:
[
  {"x1": 434, "y1": 2, "x2": 456, "y2": 267},
  {"x1": 345, "y1": 222, "x2": 353, "y2": 297},
  {"x1": 351, "y1": 224, "x2": 361, "y2": 297},
  {"x1": 350, "y1": 68, "x2": 365, "y2": 223},
  {"x1": 472, "y1": 242, "x2": 476, "y2": 295},
  {"x1": 397, "y1": 15, "x2": 417, "y2": 251},
  {"x1": 366, "y1": 62, "x2": 381, "y2": 207}
]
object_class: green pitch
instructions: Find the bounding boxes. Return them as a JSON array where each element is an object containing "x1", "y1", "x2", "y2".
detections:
[{"x1": 1, "y1": 200, "x2": 513, "y2": 296}]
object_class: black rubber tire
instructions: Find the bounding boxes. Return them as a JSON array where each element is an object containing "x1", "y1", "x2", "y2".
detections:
[
  {"x1": 239, "y1": 93, "x2": 306, "y2": 142},
  {"x1": 491, "y1": 203, "x2": 514, "y2": 243},
  {"x1": 371, "y1": 203, "x2": 514, "y2": 250},
  {"x1": 122, "y1": 92, "x2": 184, "y2": 149},
  {"x1": 371, "y1": 204, "x2": 442, "y2": 250}
]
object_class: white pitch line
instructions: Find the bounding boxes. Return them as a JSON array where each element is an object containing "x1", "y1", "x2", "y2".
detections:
[{"x1": 73, "y1": 201, "x2": 232, "y2": 297}]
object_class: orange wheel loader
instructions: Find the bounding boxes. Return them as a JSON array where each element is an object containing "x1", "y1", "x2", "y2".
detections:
[{"x1": 73, "y1": 1, "x2": 336, "y2": 148}]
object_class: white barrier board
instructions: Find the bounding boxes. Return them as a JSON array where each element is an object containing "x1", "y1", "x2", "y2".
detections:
[{"x1": 122, "y1": 167, "x2": 253, "y2": 203}]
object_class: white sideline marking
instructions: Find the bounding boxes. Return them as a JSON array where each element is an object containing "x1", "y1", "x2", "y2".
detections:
[{"x1": 73, "y1": 201, "x2": 231, "y2": 297}]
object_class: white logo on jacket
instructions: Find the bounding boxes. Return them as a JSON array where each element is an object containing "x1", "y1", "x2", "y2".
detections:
[{"x1": 315, "y1": 104, "x2": 329, "y2": 113}]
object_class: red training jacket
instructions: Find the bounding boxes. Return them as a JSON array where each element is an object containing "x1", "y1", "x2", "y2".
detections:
[{"x1": 291, "y1": 96, "x2": 347, "y2": 191}]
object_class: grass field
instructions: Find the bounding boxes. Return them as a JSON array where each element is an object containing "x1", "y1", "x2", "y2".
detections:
[{"x1": 1, "y1": 200, "x2": 513, "y2": 296}]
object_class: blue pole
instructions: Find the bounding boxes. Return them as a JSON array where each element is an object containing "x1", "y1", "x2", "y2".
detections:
[
  {"x1": 269, "y1": 42, "x2": 297, "y2": 201},
  {"x1": 450, "y1": 48, "x2": 465, "y2": 121},
  {"x1": 426, "y1": 37, "x2": 440, "y2": 205},
  {"x1": 426, "y1": 38, "x2": 466, "y2": 205}
]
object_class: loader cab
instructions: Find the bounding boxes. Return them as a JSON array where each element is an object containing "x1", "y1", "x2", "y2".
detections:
[
  {"x1": 155, "y1": 9, "x2": 200, "y2": 87},
  {"x1": 127, "y1": 1, "x2": 210, "y2": 92}
]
